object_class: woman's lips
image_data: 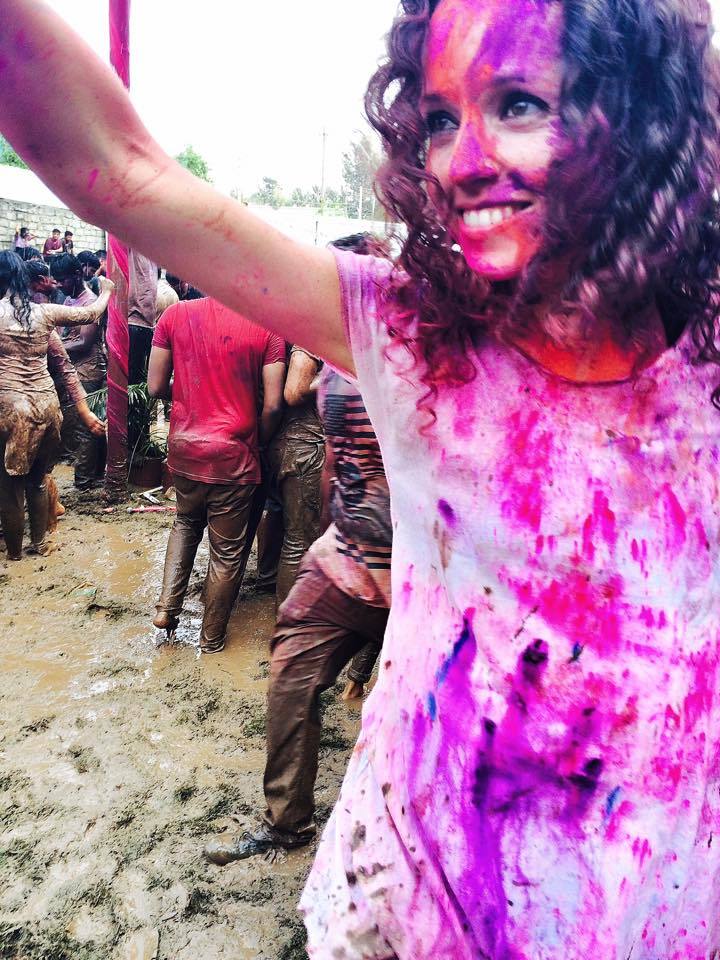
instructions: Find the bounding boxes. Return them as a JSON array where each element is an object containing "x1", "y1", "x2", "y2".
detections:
[{"x1": 458, "y1": 202, "x2": 533, "y2": 231}]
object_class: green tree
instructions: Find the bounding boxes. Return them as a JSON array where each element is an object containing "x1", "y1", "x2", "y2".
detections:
[
  {"x1": 250, "y1": 176, "x2": 284, "y2": 209},
  {"x1": 289, "y1": 187, "x2": 310, "y2": 207},
  {"x1": 175, "y1": 145, "x2": 212, "y2": 182},
  {"x1": 342, "y1": 133, "x2": 381, "y2": 220},
  {"x1": 0, "y1": 135, "x2": 28, "y2": 169}
]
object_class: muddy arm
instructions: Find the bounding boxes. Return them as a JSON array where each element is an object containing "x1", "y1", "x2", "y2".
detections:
[
  {"x1": 284, "y1": 350, "x2": 321, "y2": 407},
  {"x1": 0, "y1": 0, "x2": 350, "y2": 374},
  {"x1": 47, "y1": 329, "x2": 86, "y2": 405},
  {"x1": 44, "y1": 282, "x2": 113, "y2": 327}
]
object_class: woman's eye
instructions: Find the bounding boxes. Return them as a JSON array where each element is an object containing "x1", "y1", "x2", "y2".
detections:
[
  {"x1": 425, "y1": 110, "x2": 458, "y2": 136},
  {"x1": 501, "y1": 93, "x2": 549, "y2": 122}
]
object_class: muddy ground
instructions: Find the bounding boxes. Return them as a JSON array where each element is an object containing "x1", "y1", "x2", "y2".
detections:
[{"x1": 0, "y1": 467, "x2": 363, "y2": 960}]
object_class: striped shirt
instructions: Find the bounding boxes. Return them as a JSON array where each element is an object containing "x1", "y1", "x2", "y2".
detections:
[{"x1": 309, "y1": 367, "x2": 392, "y2": 607}]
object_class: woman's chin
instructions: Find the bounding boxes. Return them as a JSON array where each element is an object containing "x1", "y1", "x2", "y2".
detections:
[
  {"x1": 458, "y1": 235, "x2": 537, "y2": 284},
  {"x1": 463, "y1": 254, "x2": 524, "y2": 283}
]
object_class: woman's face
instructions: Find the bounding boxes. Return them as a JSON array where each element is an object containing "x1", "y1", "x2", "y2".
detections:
[{"x1": 422, "y1": 0, "x2": 563, "y2": 281}]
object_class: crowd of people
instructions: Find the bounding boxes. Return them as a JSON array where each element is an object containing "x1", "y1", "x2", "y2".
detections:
[
  {"x1": 1, "y1": 223, "x2": 392, "y2": 870},
  {"x1": 3, "y1": 0, "x2": 720, "y2": 956}
]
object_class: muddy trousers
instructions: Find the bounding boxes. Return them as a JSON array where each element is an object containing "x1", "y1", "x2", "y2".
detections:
[
  {"x1": 62, "y1": 379, "x2": 107, "y2": 489},
  {"x1": 269, "y1": 436, "x2": 324, "y2": 606},
  {"x1": 156, "y1": 474, "x2": 257, "y2": 649},
  {"x1": 0, "y1": 430, "x2": 58, "y2": 558},
  {"x1": 263, "y1": 553, "x2": 388, "y2": 839}
]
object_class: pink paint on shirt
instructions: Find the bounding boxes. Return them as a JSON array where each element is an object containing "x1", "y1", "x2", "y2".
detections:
[{"x1": 300, "y1": 250, "x2": 720, "y2": 960}]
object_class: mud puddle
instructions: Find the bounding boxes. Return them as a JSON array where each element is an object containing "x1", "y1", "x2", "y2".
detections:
[{"x1": 0, "y1": 467, "x2": 362, "y2": 959}]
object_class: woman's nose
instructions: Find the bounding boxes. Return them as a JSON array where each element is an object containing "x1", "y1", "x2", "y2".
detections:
[{"x1": 448, "y1": 121, "x2": 499, "y2": 188}]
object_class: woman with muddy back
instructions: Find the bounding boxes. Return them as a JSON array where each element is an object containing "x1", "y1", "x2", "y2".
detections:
[
  {"x1": 1, "y1": 0, "x2": 720, "y2": 955},
  {"x1": 0, "y1": 251, "x2": 113, "y2": 559}
]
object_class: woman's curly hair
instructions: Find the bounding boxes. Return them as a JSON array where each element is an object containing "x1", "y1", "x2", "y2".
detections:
[{"x1": 366, "y1": 0, "x2": 720, "y2": 405}]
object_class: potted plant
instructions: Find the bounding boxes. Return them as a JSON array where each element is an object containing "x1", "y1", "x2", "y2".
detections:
[{"x1": 86, "y1": 382, "x2": 169, "y2": 488}]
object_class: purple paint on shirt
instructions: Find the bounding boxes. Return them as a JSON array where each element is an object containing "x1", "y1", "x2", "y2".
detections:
[{"x1": 438, "y1": 498, "x2": 457, "y2": 527}]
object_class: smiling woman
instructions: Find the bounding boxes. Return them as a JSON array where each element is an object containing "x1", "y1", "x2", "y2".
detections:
[{"x1": 2, "y1": 0, "x2": 720, "y2": 958}]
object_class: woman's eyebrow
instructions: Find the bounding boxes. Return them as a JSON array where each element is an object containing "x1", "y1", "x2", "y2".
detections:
[{"x1": 420, "y1": 92, "x2": 453, "y2": 108}]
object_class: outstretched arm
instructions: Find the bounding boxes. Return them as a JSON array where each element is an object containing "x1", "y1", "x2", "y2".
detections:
[
  {"x1": 43, "y1": 280, "x2": 114, "y2": 326},
  {"x1": 0, "y1": 0, "x2": 350, "y2": 372}
]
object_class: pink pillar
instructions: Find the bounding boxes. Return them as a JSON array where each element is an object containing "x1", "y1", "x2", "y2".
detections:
[{"x1": 105, "y1": 0, "x2": 131, "y2": 500}]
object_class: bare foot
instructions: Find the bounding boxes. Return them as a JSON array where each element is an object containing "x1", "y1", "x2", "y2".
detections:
[
  {"x1": 27, "y1": 541, "x2": 55, "y2": 557},
  {"x1": 153, "y1": 610, "x2": 179, "y2": 632},
  {"x1": 341, "y1": 680, "x2": 365, "y2": 701}
]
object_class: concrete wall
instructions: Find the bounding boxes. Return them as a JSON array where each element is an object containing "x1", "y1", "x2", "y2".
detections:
[{"x1": 0, "y1": 197, "x2": 105, "y2": 254}]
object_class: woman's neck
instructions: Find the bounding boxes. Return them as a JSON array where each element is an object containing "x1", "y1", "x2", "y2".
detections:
[{"x1": 509, "y1": 305, "x2": 669, "y2": 384}]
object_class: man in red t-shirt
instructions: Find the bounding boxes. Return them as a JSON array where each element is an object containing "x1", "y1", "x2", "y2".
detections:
[
  {"x1": 43, "y1": 228, "x2": 63, "y2": 261},
  {"x1": 148, "y1": 298, "x2": 286, "y2": 652}
]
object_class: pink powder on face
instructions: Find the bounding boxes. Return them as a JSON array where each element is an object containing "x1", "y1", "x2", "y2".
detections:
[
  {"x1": 423, "y1": 0, "x2": 564, "y2": 280},
  {"x1": 87, "y1": 168, "x2": 99, "y2": 192}
]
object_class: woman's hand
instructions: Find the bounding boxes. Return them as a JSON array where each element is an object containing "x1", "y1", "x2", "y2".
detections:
[
  {"x1": 85, "y1": 413, "x2": 107, "y2": 438},
  {"x1": 77, "y1": 401, "x2": 106, "y2": 437}
]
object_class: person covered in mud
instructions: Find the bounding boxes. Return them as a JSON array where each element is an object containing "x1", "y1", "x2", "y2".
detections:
[
  {"x1": 26, "y1": 260, "x2": 107, "y2": 443},
  {"x1": 5, "y1": 0, "x2": 720, "y2": 956},
  {"x1": 0, "y1": 250, "x2": 112, "y2": 559},
  {"x1": 264, "y1": 345, "x2": 325, "y2": 606},
  {"x1": 51, "y1": 254, "x2": 108, "y2": 490},
  {"x1": 148, "y1": 297, "x2": 286, "y2": 653},
  {"x1": 26, "y1": 259, "x2": 106, "y2": 526},
  {"x1": 205, "y1": 233, "x2": 393, "y2": 865}
]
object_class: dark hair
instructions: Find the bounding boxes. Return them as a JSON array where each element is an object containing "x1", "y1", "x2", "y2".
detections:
[
  {"x1": 18, "y1": 227, "x2": 29, "y2": 239},
  {"x1": 19, "y1": 246, "x2": 43, "y2": 262},
  {"x1": 0, "y1": 251, "x2": 33, "y2": 330},
  {"x1": 95, "y1": 249, "x2": 107, "y2": 259},
  {"x1": 366, "y1": 0, "x2": 720, "y2": 407},
  {"x1": 51, "y1": 253, "x2": 82, "y2": 280},
  {"x1": 77, "y1": 250, "x2": 101, "y2": 272},
  {"x1": 329, "y1": 232, "x2": 392, "y2": 258},
  {"x1": 52, "y1": 228, "x2": 61, "y2": 234},
  {"x1": 25, "y1": 260, "x2": 50, "y2": 282},
  {"x1": 64, "y1": 230, "x2": 73, "y2": 237}
]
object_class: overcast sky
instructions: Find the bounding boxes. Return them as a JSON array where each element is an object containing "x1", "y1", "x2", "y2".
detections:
[
  {"x1": 54, "y1": 0, "x2": 720, "y2": 199},
  {"x1": 53, "y1": 0, "x2": 397, "y2": 198}
]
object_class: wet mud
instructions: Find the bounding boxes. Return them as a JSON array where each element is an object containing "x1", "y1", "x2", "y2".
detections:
[{"x1": 0, "y1": 467, "x2": 363, "y2": 960}]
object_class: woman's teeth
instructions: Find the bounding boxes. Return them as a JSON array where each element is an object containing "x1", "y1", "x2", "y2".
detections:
[{"x1": 462, "y1": 206, "x2": 521, "y2": 228}]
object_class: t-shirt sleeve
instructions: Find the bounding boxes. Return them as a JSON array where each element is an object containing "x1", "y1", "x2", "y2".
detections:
[
  {"x1": 263, "y1": 332, "x2": 286, "y2": 366},
  {"x1": 152, "y1": 309, "x2": 173, "y2": 349},
  {"x1": 330, "y1": 248, "x2": 395, "y2": 384}
]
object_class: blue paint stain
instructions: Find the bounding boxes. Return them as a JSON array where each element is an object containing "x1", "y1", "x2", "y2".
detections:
[
  {"x1": 438, "y1": 499, "x2": 456, "y2": 526},
  {"x1": 426, "y1": 612, "x2": 476, "y2": 722},
  {"x1": 437, "y1": 616, "x2": 475, "y2": 687},
  {"x1": 605, "y1": 786, "x2": 622, "y2": 817}
]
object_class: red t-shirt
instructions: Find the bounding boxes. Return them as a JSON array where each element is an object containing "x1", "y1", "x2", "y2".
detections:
[{"x1": 153, "y1": 299, "x2": 285, "y2": 484}]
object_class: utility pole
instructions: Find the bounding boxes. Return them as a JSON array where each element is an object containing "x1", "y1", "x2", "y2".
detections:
[
  {"x1": 320, "y1": 127, "x2": 328, "y2": 214},
  {"x1": 316, "y1": 127, "x2": 328, "y2": 246}
]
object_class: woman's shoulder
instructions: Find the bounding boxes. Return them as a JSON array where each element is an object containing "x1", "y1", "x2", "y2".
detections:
[{"x1": 331, "y1": 249, "x2": 404, "y2": 354}]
